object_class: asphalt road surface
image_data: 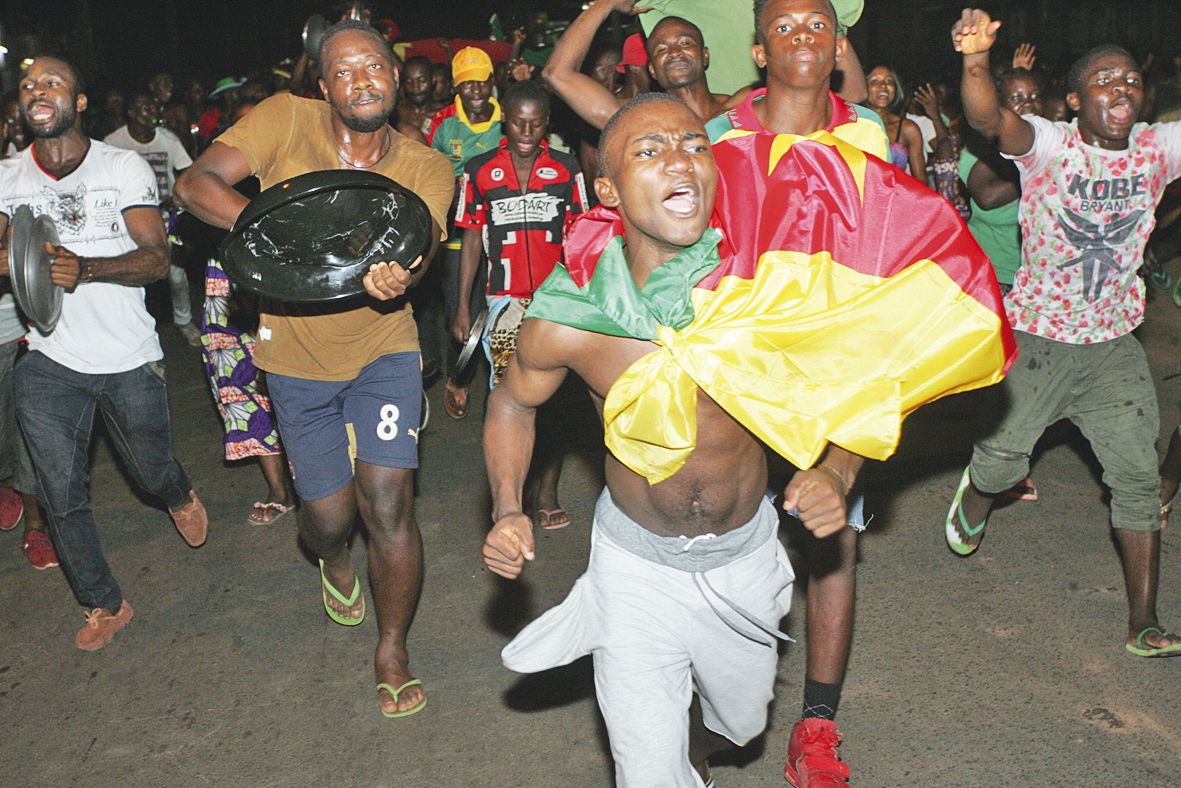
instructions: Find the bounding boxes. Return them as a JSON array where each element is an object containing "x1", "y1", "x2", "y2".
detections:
[{"x1": 3, "y1": 285, "x2": 1179, "y2": 786}]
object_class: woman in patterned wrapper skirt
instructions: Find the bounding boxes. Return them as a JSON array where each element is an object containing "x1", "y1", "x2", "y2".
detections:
[{"x1": 200, "y1": 257, "x2": 294, "y2": 524}]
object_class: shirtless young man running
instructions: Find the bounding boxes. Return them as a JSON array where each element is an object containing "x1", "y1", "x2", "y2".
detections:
[{"x1": 482, "y1": 93, "x2": 857, "y2": 786}]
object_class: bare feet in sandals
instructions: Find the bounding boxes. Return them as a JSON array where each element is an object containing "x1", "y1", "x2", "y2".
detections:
[
  {"x1": 443, "y1": 379, "x2": 469, "y2": 420},
  {"x1": 1126, "y1": 625, "x2": 1181, "y2": 657},
  {"x1": 376, "y1": 643, "x2": 426, "y2": 717},
  {"x1": 248, "y1": 495, "x2": 294, "y2": 525}
]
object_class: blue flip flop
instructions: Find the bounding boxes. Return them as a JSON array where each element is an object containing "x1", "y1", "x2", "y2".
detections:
[{"x1": 318, "y1": 558, "x2": 365, "y2": 626}]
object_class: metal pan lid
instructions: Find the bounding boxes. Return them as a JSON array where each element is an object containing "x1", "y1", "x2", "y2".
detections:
[
  {"x1": 10, "y1": 205, "x2": 64, "y2": 334},
  {"x1": 218, "y1": 169, "x2": 434, "y2": 303},
  {"x1": 454, "y1": 307, "x2": 489, "y2": 380}
]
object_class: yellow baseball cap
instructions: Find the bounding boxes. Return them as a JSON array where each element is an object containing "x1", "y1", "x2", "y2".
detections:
[{"x1": 452, "y1": 47, "x2": 493, "y2": 86}]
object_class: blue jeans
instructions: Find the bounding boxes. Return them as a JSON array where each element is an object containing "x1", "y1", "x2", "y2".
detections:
[
  {"x1": 0, "y1": 339, "x2": 37, "y2": 493},
  {"x1": 15, "y1": 351, "x2": 192, "y2": 611}
]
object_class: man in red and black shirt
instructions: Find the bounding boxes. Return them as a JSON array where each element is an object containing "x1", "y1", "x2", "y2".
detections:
[
  {"x1": 453, "y1": 80, "x2": 586, "y2": 351},
  {"x1": 453, "y1": 79, "x2": 586, "y2": 530}
]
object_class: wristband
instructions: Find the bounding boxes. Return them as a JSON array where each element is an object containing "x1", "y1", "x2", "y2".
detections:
[{"x1": 78, "y1": 258, "x2": 95, "y2": 284}]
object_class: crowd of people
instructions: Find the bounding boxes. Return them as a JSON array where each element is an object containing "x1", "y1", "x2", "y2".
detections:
[{"x1": 2, "y1": 0, "x2": 1180, "y2": 785}]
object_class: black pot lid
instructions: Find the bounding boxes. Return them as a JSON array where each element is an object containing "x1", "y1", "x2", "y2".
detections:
[
  {"x1": 10, "y1": 205, "x2": 64, "y2": 334},
  {"x1": 218, "y1": 168, "x2": 434, "y2": 303}
]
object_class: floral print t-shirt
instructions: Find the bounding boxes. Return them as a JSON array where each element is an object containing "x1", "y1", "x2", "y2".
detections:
[{"x1": 1004, "y1": 115, "x2": 1181, "y2": 343}]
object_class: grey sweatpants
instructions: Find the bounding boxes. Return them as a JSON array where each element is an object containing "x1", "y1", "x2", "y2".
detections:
[{"x1": 503, "y1": 489, "x2": 795, "y2": 787}]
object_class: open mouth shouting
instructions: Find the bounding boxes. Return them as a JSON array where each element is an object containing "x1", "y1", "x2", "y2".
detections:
[
  {"x1": 662, "y1": 183, "x2": 700, "y2": 218},
  {"x1": 25, "y1": 101, "x2": 58, "y2": 126},
  {"x1": 1106, "y1": 98, "x2": 1134, "y2": 126}
]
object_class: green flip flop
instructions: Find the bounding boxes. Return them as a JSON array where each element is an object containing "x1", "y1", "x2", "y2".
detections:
[
  {"x1": 945, "y1": 466, "x2": 988, "y2": 556},
  {"x1": 318, "y1": 558, "x2": 365, "y2": 626},
  {"x1": 377, "y1": 679, "x2": 427, "y2": 718},
  {"x1": 1126, "y1": 627, "x2": 1181, "y2": 657}
]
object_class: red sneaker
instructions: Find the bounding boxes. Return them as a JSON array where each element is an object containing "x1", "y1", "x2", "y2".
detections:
[
  {"x1": 22, "y1": 529, "x2": 59, "y2": 570},
  {"x1": 785, "y1": 718, "x2": 850, "y2": 786},
  {"x1": 0, "y1": 484, "x2": 23, "y2": 531}
]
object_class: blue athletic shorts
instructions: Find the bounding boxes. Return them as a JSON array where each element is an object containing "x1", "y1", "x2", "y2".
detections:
[{"x1": 267, "y1": 352, "x2": 422, "y2": 501}]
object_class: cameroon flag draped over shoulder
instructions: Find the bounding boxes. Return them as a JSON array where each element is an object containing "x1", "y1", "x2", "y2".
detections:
[{"x1": 528, "y1": 133, "x2": 1016, "y2": 484}]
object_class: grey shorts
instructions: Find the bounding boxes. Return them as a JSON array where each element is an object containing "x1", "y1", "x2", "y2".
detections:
[
  {"x1": 969, "y1": 331, "x2": 1160, "y2": 531},
  {"x1": 502, "y1": 490, "x2": 795, "y2": 787}
]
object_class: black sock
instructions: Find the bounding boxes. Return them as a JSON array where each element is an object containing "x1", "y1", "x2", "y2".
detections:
[{"x1": 802, "y1": 678, "x2": 842, "y2": 720}]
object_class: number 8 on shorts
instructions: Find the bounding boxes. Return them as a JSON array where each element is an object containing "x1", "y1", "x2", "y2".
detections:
[{"x1": 377, "y1": 403, "x2": 400, "y2": 441}]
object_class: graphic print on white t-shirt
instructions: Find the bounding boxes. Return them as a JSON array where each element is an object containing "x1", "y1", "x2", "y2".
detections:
[
  {"x1": 103, "y1": 125, "x2": 193, "y2": 203},
  {"x1": 0, "y1": 141, "x2": 164, "y2": 373},
  {"x1": 1005, "y1": 116, "x2": 1181, "y2": 344}
]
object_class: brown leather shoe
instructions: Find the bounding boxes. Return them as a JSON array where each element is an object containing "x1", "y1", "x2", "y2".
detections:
[
  {"x1": 169, "y1": 490, "x2": 208, "y2": 547},
  {"x1": 76, "y1": 600, "x2": 134, "y2": 651}
]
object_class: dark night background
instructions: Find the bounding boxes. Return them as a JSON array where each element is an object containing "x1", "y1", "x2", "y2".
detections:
[{"x1": 1, "y1": 0, "x2": 1179, "y2": 97}]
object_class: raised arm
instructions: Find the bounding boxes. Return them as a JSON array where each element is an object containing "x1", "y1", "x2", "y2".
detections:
[
  {"x1": 541, "y1": 0, "x2": 641, "y2": 130},
  {"x1": 173, "y1": 141, "x2": 254, "y2": 230},
  {"x1": 1011, "y1": 42, "x2": 1037, "y2": 71},
  {"x1": 913, "y1": 83, "x2": 949, "y2": 148},
  {"x1": 953, "y1": 8, "x2": 1034, "y2": 156},
  {"x1": 834, "y1": 36, "x2": 868, "y2": 105},
  {"x1": 482, "y1": 318, "x2": 572, "y2": 578}
]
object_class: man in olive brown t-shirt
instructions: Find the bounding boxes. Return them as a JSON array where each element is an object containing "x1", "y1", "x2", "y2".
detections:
[{"x1": 176, "y1": 20, "x2": 453, "y2": 718}]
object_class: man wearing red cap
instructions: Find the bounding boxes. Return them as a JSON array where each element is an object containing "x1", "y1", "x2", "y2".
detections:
[
  {"x1": 427, "y1": 46, "x2": 504, "y2": 420},
  {"x1": 616, "y1": 32, "x2": 651, "y2": 100}
]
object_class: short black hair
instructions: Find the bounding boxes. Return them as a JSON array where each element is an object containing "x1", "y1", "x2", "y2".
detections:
[
  {"x1": 754, "y1": 0, "x2": 837, "y2": 44},
  {"x1": 1065, "y1": 45, "x2": 1135, "y2": 95},
  {"x1": 597, "y1": 92, "x2": 686, "y2": 177},
  {"x1": 404, "y1": 56, "x2": 433, "y2": 73},
  {"x1": 502, "y1": 79, "x2": 550, "y2": 117},
  {"x1": 31, "y1": 54, "x2": 86, "y2": 95},
  {"x1": 649, "y1": 16, "x2": 704, "y2": 48},
  {"x1": 996, "y1": 66, "x2": 1043, "y2": 96},
  {"x1": 317, "y1": 19, "x2": 394, "y2": 67}
]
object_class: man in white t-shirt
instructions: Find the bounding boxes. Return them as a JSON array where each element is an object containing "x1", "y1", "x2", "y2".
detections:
[
  {"x1": 945, "y1": 10, "x2": 1181, "y2": 658},
  {"x1": 104, "y1": 92, "x2": 199, "y2": 346},
  {"x1": 0, "y1": 56, "x2": 208, "y2": 651}
]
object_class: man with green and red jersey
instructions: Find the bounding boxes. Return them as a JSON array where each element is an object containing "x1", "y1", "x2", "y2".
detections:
[{"x1": 426, "y1": 46, "x2": 504, "y2": 419}]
